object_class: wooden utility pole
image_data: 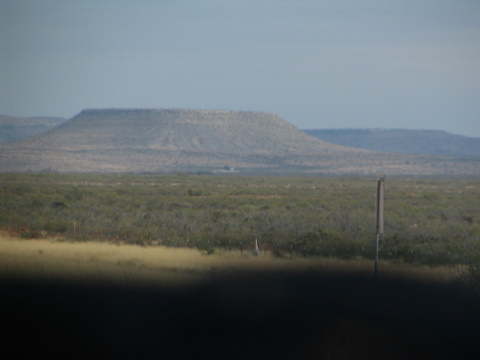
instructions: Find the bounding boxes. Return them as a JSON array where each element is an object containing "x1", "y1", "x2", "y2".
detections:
[{"x1": 374, "y1": 176, "x2": 385, "y2": 277}]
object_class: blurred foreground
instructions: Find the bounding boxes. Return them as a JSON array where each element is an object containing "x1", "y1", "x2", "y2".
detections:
[{"x1": 1, "y1": 235, "x2": 479, "y2": 359}]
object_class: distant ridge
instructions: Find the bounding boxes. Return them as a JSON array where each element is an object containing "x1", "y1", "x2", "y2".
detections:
[
  {"x1": 1, "y1": 108, "x2": 479, "y2": 175},
  {"x1": 0, "y1": 115, "x2": 66, "y2": 143},
  {"x1": 305, "y1": 129, "x2": 480, "y2": 157}
]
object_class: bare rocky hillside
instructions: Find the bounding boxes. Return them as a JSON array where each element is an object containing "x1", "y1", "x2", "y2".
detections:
[{"x1": 0, "y1": 108, "x2": 479, "y2": 175}]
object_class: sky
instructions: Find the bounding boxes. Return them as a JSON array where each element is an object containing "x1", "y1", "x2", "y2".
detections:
[{"x1": 1, "y1": 0, "x2": 479, "y2": 136}]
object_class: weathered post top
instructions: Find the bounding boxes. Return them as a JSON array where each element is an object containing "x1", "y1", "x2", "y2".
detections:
[{"x1": 376, "y1": 176, "x2": 385, "y2": 235}]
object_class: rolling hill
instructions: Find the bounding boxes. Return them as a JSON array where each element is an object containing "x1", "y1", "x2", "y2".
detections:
[{"x1": 0, "y1": 109, "x2": 479, "y2": 175}]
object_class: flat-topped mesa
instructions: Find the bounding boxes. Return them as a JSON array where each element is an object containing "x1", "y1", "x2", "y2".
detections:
[
  {"x1": 75, "y1": 108, "x2": 292, "y2": 128},
  {"x1": 79, "y1": 108, "x2": 275, "y2": 116},
  {"x1": 41, "y1": 108, "x2": 340, "y2": 153},
  {"x1": 3, "y1": 108, "x2": 476, "y2": 175}
]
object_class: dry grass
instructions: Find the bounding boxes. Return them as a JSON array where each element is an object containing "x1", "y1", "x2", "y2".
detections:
[{"x1": 0, "y1": 232, "x2": 456, "y2": 288}]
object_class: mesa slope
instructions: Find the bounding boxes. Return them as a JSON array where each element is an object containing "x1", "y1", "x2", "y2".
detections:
[{"x1": 0, "y1": 108, "x2": 478, "y2": 175}]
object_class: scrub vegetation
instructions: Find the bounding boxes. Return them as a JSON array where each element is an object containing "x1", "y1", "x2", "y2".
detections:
[{"x1": 1, "y1": 173, "x2": 479, "y2": 269}]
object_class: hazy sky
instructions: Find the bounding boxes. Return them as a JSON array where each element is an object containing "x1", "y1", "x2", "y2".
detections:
[{"x1": 1, "y1": 0, "x2": 479, "y2": 136}]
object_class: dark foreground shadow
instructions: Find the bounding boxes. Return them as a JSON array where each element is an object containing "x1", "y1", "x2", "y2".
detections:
[{"x1": 1, "y1": 272, "x2": 479, "y2": 359}]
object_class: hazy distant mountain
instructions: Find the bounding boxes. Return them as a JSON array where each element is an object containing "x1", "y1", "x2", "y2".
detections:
[
  {"x1": 0, "y1": 109, "x2": 479, "y2": 175},
  {"x1": 0, "y1": 115, "x2": 66, "y2": 143},
  {"x1": 304, "y1": 129, "x2": 480, "y2": 157}
]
